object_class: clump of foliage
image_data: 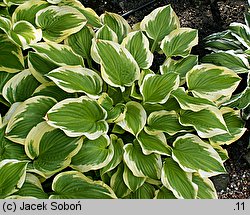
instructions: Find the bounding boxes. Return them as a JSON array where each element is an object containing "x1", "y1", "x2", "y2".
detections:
[{"x1": 0, "y1": 0, "x2": 246, "y2": 199}]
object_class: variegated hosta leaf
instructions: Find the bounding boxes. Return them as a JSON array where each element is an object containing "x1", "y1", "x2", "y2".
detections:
[
  {"x1": 28, "y1": 52, "x2": 59, "y2": 83},
  {"x1": 0, "y1": 126, "x2": 29, "y2": 161},
  {"x1": 140, "y1": 5, "x2": 180, "y2": 50},
  {"x1": 203, "y1": 30, "x2": 240, "y2": 50},
  {"x1": 0, "y1": 16, "x2": 12, "y2": 33},
  {"x1": 123, "y1": 140, "x2": 162, "y2": 180},
  {"x1": 106, "y1": 86, "x2": 124, "y2": 105},
  {"x1": 171, "y1": 87, "x2": 216, "y2": 112},
  {"x1": 98, "y1": 93, "x2": 114, "y2": 111},
  {"x1": 10, "y1": 21, "x2": 42, "y2": 49},
  {"x1": 1, "y1": 102, "x2": 21, "y2": 126},
  {"x1": 47, "y1": 0, "x2": 62, "y2": 4},
  {"x1": 100, "y1": 172, "x2": 111, "y2": 187},
  {"x1": 5, "y1": 196, "x2": 36, "y2": 199},
  {"x1": 46, "y1": 65, "x2": 103, "y2": 98},
  {"x1": 29, "y1": 42, "x2": 84, "y2": 83},
  {"x1": 64, "y1": 26, "x2": 94, "y2": 62},
  {"x1": 202, "y1": 51, "x2": 249, "y2": 74},
  {"x1": 154, "y1": 186, "x2": 177, "y2": 199},
  {"x1": 187, "y1": 64, "x2": 241, "y2": 102},
  {"x1": 212, "y1": 144, "x2": 229, "y2": 162},
  {"x1": 59, "y1": 0, "x2": 102, "y2": 28},
  {"x1": 160, "y1": 55, "x2": 198, "y2": 81},
  {"x1": 172, "y1": 134, "x2": 226, "y2": 177},
  {"x1": 192, "y1": 173, "x2": 217, "y2": 199},
  {"x1": 161, "y1": 157, "x2": 198, "y2": 199},
  {"x1": 0, "y1": 1, "x2": 6, "y2": 7},
  {"x1": 78, "y1": 7, "x2": 102, "y2": 28},
  {"x1": 32, "y1": 82, "x2": 73, "y2": 101},
  {"x1": 94, "y1": 40, "x2": 140, "y2": 91},
  {"x1": 138, "y1": 68, "x2": 155, "y2": 87},
  {"x1": 101, "y1": 134, "x2": 124, "y2": 175},
  {"x1": 98, "y1": 94, "x2": 125, "y2": 123},
  {"x1": 96, "y1": 25, "x2": 118, "y2": 42},
  {"x1": 209, "y1": 107, "x2": 246, "y2": 145},
  {"x1": 0, "y1": 17, "x2": 42, "y2": 49},
  {"x1": 31, "y1": 42, "x2": 84, "y2": 67},
  {"x1": 0, "y1": 159, "x2": 28, "y2": 198},
  {"x1": 0, "y1": 35, "x2": 24, "y2": 73},
  {"x1": 3, "y1": 0, "x2": 27, "y2": 6},
  {"x1": 50, "y1": 171, "x2": 117, "y2": 199},
  {"x1": 204, "y1": 38, "x2": 243, "y2": 52},
  {"x1": 140, "y1": 73, "x2": 179, "y2": 104},
  {"x1": 35, "y1": 5, "x2": 87, "y2": 43},
  {"x1": 46, "y1": 96, "x2": 108, "y2": 140},
  {"x1": 12, "y1": 0, "x2": 49, "y2": 26},
  {"x1": 122, "y1": 31, "x2": 153, "y2": 69},
  {"x1": 137, "y1": 129, "x2": 172, "y2": 156},
  {"x1": 0, "y1": 72, "x2": 15, "y2": 93},
  {"x1": 145, "y1": 177, "x2": 162, "y2": 186},
  {"x1": 123, "y1": 164, "x2": 146, "y2": 192},
  {"x1": 2, "y1": 69, "x2": 40, "y2": 104},
  {"x1": 6, "y1": 96, "x2": 57, "y2": 144},
  {"x1": 146, "y1": 110, "x2": 191, "y2": 135},
  {"x1": 100, "y1": 12, "x2": 131, "y2": 43},
  {"x1": 71, "y1": 135, "x2": 113, "y2": 172},
  {"x1": 161, "y1": 28, "x2": 198, "y2": 57},
  {"x1": 223, "y1": 87, "x2": 250, "y2": 110},
  {"x1": 25, "y1": 122, "x2": 82, "y2": 178},
  {"x1": 117, "y1": 101, "x2": 146, "y2": 136},
  {"x1": 110, "y1": 164, "x2": 131, "y2": 198},
  {"x1": 179, "y1": 108, "x2": 228, "y2": 139},
  {"x1": 90, "y1": 39, "x2": 101, "y2": 64},
  {"x1": 12, "y1": 173, "x2": 48, "y2": 199},
  {"x1": 229, "y1": 22, "x2": 250, "y2": 49},
  {"x1": 129, "y1": 183, "x2": 155, "y2": 199}
]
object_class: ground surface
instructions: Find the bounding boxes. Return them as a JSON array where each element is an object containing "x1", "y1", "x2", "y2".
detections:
[{"x1": 82, "y1": 0, "x2": 250, "y2": 199}]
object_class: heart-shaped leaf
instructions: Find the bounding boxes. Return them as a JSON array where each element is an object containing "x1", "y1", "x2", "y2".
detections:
[
  {"x1": 46, "y1": 65, "x2": 103, "y2": 98},
  {"x1": 50, "y1": 171, "x2": 117, "y2": 199},
  {"x1": 46, "y1": 96, "x2": 108, "y2": 140},
  {"x1": 122, "y1": 31, "x2": 153, "y2": 69},
  {"x1": 25, "y1": 121, "x2": 83, "y2": 178},
  {"x1": 6, "y1": 96, "x2": 57, "y2": 144},
  {"x1": 71, "y1": 135, "x2": 113, "y2": 172},
  {"x1": 35, "y1": 5, "x2": 87, "y2": 43},
  {"x1": 0, "y1": 159, "x2": 28, "y2": 198},
  {"x1": 123, "y1": 140, "x2": 162, "y2": 180},
  {"x1": 94, "y1": 40, "x2": 140, "y2": 91},
  {"x1": 140, "y1": 73, "x2": 179, "y2": 104},
  {"x1": 117, "y1": 101, "x2": 147, "y2": 136},
  {"x1": 172, "y1": 134, "x2": 226, "y2": 177}
]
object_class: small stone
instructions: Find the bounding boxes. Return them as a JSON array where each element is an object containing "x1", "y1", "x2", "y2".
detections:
[{"x1": 211, "y1": 174, "x2": 230, "y2": 192}]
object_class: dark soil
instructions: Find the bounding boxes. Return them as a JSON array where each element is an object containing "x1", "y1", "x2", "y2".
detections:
[
  {"x1": 82, "y1": 0, "x2": 250, "y2": 199},
  {"x1": 84, "y1": 0, "x2": 247, "y2": 38}
]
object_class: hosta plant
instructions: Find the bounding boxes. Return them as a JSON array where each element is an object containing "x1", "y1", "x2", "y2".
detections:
[
  {"x1": 0, "y1": 0, "x2": 246, "y2": 199},
  {"x1": 202, "y1": 2, "x2": 250, "y2": 121}
]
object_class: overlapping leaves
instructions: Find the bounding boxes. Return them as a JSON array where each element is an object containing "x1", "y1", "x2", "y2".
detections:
[{"x1": 0, "y1": 2, "x2": 246, "y2": 199}]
